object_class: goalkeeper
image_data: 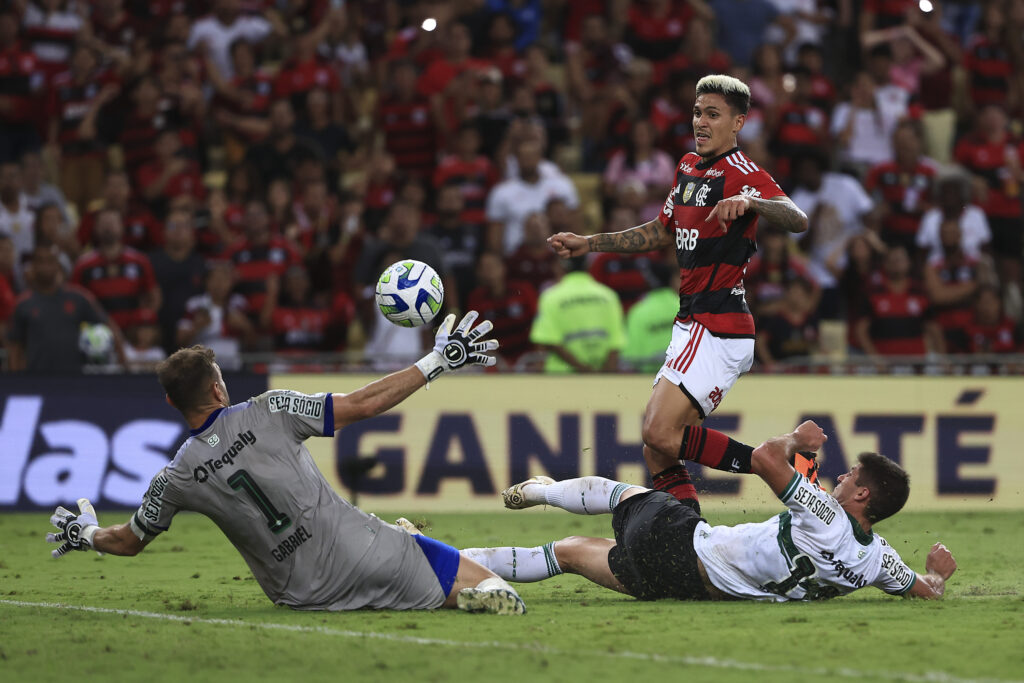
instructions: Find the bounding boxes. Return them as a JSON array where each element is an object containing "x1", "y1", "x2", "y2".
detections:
[
  {"x1": 46, "y1": 312, "x2": 526, "y2": 615},
  {"x1": 463, "y1": 421, "x2": 957, "y2": 602}
]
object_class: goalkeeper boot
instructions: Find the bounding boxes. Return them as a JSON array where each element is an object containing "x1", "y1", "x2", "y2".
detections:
[
  {"x1": 791, "y1": 451, "x2": 823, "y2": 490},
  {"x1": 457, "y1": 578, "x2": 526, "y2": 615},
  {"x1": 501, "y1": 476, "x2": 555, "y2": 510}
]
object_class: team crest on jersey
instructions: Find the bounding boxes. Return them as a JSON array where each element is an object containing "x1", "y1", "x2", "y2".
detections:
[
  {"x1": 694, "y1": 184, "x2": 711, "y2": 207},
  {"x1": 207, "y1": 434, "x2": 220, "y2": 447},
  {"x1": 682, "y1": 182, "x2": 696, "y2": 203}
]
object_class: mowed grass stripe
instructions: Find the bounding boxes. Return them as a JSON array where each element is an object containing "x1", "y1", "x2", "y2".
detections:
[{"x1": 2, "y1": 599, "x2": 1018, "y2": 683}]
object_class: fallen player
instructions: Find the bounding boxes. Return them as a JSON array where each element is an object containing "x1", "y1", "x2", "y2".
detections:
[{"x1": 461, "y1": 421, "x2": 956, "y2": 601}]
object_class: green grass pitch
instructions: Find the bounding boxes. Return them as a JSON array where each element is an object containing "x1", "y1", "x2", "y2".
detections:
[{"x1": 1, "y1": 508, "x2": 1022, "y2": 683}]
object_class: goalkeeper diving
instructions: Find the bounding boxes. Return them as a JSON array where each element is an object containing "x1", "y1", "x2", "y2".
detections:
[{"x1": 46, "y1": 311, "x2": 526, "y2": 615}]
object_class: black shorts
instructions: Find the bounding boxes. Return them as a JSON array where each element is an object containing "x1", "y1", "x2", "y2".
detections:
[{"x1": 606, "y1": 490, "x2": 711, "y2": 601}]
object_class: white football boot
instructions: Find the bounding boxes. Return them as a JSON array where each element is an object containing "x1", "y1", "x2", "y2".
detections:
[
  {"x1": 457, "y1": 578, "x2": 526, "y2": 615},
  {"x1": 501, "y1": 476, "x2": 555, "y2": 509}
]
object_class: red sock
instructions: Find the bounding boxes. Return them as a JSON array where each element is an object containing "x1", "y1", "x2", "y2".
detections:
[
  {"x1": 652, "y1": 463, "x2": 700, "y2": 507},
  {"x1": 680, "y1": 425, "x2": 753, "y2": 474}
]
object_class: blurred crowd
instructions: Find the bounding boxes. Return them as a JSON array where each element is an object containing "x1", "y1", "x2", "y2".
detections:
[{"x1": 1, "y1": 0, "x2": 1022, "y2": 374}]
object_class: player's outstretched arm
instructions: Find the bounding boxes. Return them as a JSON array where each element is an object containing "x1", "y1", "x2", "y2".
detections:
[
  {"x1": 750, "y1": 421, "x2": 828, "y2": 496},
  {"x1": 46, "y1": 499, "x2": 148, "y2": 558},
  {"x1": 548, "y1": 218, "x2": 672, "y2": 257},
  {"x1": 333, "y1": 311, "x2": 498, "y2": 429},
  {"x1": 907, "y1": 542, "x2": 957, "y2": 599},
  {"x1": 706, "y1": 195, "x2": 808, "y2": 234}
]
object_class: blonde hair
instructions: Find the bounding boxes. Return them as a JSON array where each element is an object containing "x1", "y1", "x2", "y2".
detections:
[{"x1": 695, "y1": 74, "x2": 751, "y2": 114}]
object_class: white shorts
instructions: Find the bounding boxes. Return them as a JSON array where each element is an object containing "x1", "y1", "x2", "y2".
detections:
[{"x1": 653, "y1": 320, "x2": 754, "y2": 419}]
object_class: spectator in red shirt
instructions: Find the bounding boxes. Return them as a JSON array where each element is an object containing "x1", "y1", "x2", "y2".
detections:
[
  {"x1": 588, "y1": 205, "x2": 665, "y2": 313},
  {"x1": 433, "y1": 123, "x2": 498, "y2": 231},
  {"x1": 273, "y1": 29, "x2": 342, "y2": 122},
  {"x1": 22, "y1": 0, "x2": 84, "y2": 82},
  {"x1": 265, "y1": 266, "x2": 350, "y2": 352},
  {"x1": 967, "y1": 285, "x2": 1019, "y2": 354},
  {"x1": 923, "y1": 220, "x2": 993, "y2": 353},
  {"x1": 71, "y1": 207, "x2": 162, "y2": 330},
  {"x1": 865, "y1": 121, "x2": 938, "y2": 253},
  {"x1": 964, "y1": 2, "x2": 1016, "y2": 111},
  {"x1": 46, "y1": 44, "x2": 120, "y2": 215},
  {"x1": 506, "y1": 211, "x2": 559, "y2": 293},
  {"x1": 795, "y1": 43, "x2": 836, "y2": 113},
  {"x1": 418, "y1": 21, "x2": 489, "y2": 137},
  {"x1": 625, "y1": 0, "x2": 709, "y2": 83},
  {"x1": 78, "y1": 169, "x2": 162, "y2": 252},
  {"x1": 954, "y1": 105, "x2": 1024, "y2": 289},
  {"x1": 755, "y1": 278, "x2": 821, "y2": 370},
  {"x1": 379, "y1": 59, "x2": 437, "y2": 179},
  {"x1": 208, "y1": 39, "x2": 274, "y2": 161},
  {"x1": 136, "y1": 129, "x2": 205, "y2": 214},
  {"x1": 483, "y1": 12, "x2": 525, "y2": 83},
  {"x1": 117, "y1": 75, "x2": 183, "y2": 175},
  {"x1": 467, "y1": 250, "x2": 537, "y2": 365},
  {"x1": 746, "y1": 225, "x2": 820, "y2": 322},
  {"x1": 771, "y1": 67, "x2": 829, "y2": 180},
  {"x1": 223, "y1": 198, "x2": 301, "y2": 316},
  {"x1": 0, "y1": 8, "x2": 45, "y2": 161},
  {"x1": 856, "y1": 244, "x2": 944, "y2": 358}
]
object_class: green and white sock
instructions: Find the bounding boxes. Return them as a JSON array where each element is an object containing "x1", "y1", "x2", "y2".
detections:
[
  {"x1": 525, "y1": 476, "x2": 635, "y2": 514},
  {"x1": 461, "y1": 542, "x2": 562, "y2": 583}
]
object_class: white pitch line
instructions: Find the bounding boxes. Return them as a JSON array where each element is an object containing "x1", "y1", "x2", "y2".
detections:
[{"x1": 0, "y1": 599, "x2": 1017, "y2": 683}]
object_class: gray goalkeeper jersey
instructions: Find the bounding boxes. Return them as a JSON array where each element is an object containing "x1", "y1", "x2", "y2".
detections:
[{"x1": 130, "y1": 390, "x2": 445, "y2": 611}]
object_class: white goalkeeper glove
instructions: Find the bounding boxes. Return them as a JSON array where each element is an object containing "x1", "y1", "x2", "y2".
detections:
[
  {"x1": 46, "y1": 498, "x2": 100, "y2": 558},
  {"x1": 415, "y1": 310, "x2": 499, "y2": 382}
]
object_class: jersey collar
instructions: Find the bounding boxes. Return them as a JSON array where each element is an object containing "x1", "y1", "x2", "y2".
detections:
[
  {"x1": 696, "y1": 146, "x2": 740, "y2": 170},
  {"x1": 190, "y1": 407, "x2": 225, "y2": 436},
  {"x1": 846, "y1": 512, "x2": 874, "y2": 546}
]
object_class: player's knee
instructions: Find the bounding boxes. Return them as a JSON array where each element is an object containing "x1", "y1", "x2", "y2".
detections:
[
  {"x1": 553, "y1": 536, "x2": 587, "y2": 573},
  {"x1": 641, "y1": 419, "x2": 677, "y2": 462}
]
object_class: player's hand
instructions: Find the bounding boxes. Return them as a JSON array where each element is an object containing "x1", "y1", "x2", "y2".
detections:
[
  {"x1": 791, "y1": 420, "x2": 827, "y2": 454},
  {"x1": 547, "y1": 232, "x2": 589, "y2": 257},
  {"x1": 415, "y1": 310, "x2": 499, "y2": 381},
  {"x1": 46, "y1": 498, "x2": 100, "y2": 558},
  {"x1": 925, "y1": 542, "x2": 957, "y2": 580},
  {"x1": 705, "y1": 196, "x2": 752, "y2": 231}
]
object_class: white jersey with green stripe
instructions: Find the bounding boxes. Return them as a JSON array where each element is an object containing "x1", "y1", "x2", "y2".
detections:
[{"x1": 692, "y1": 472, "x2": 917, "y2": 601}]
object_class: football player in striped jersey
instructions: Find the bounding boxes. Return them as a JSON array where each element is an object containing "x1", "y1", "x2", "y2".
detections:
[{"x1": 549, "y1": 75, "x2": 809, "y2": 505}]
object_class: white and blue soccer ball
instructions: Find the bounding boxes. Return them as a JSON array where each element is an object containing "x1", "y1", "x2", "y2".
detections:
[
  {"x1": 375, "y1": 260, "x2": 444, "y2": 328},
  {"x1": 79, "y1": 323, "x2": 114, "y2": 363}
]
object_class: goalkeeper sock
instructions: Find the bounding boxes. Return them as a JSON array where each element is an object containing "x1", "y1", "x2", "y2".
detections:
[
  {"x1": 461, "y1": 543, "x2": 562, "y2": 582},
  {"x1": 652, "y1": 463, "x2": 700, "y2": 511},
  {"x1": 524, "y1": 476, "x2": 635, "y2": 514},
  {"x1": 679, "y1": 425, "x2": 753, "y2": 474}
]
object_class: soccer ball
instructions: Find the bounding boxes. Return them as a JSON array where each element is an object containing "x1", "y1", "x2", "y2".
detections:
[
  {"x1": 79, "y1": 323, "x2": 114, "y2": 363},
  {"x1": 375, "y1": 260, "x2": 444, "y2": 327}
]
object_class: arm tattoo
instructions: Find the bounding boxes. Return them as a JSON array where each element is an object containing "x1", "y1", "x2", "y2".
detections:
[
  {"x1": 587, "y1": 219, "x2": 672, "y2": 253},
  {"x1": 750, "y1": 197, "x2": 809, "y2": 234}
]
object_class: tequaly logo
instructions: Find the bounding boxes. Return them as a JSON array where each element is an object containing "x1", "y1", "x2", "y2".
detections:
[{"x1": 193, "y1": 431, "x2": 256, "y2": 483}]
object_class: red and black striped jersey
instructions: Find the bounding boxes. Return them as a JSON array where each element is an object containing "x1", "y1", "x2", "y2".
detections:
[
  {"x1": 864, "y1": 160, "x2": 937, "y2": 238},
  {"x1": 47, "y1": 70, "x2": 118, "y2": 154},
  {"x1": 589, "y1": 251, "x2": 663, "y2": 312},
  {"x1": 433, "y1": 155, "x2": 498, "y2": 228},
  {"x1": 965, "y1": 36, "x2": 1012, "y2": 108},
  {"x1": 0, "y1": 44, "x2": 43, "y2": 123},
  {"x1": 953, "y1": 134, "x2": 1024, "y2": 219},
  {"x1": 466, "y1": 280, "x2": 538, "y2": 363},
  {"x1": 657, "y1": 147, "x2": 785, "y2": 337},
  {"x1": 861, "y1": 279, "x2": 931, "y2": 356},
  {"x1": 378, "y1": 95, "x2": 437, "y2": 178},
  {"x1": 967, "y1": 316, "x2": 1018, "y2": 354},
  {"x1": 71, "y1": 248, "x2": 158, "y2": 329},
  {"x1": 223, "y1": 237, "x2": 301, "y2": 312},
  {"x1": 929, "y1": 256, "x2": 981, "y2": 353}
]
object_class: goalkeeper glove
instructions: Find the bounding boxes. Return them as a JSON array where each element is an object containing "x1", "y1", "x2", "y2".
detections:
[
  {"x1": 46, "y1": 498, "x2": 100, "y2": 558},
  {"x1": 415, "y1": 310, "x2": 499, "y2": 382}
]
